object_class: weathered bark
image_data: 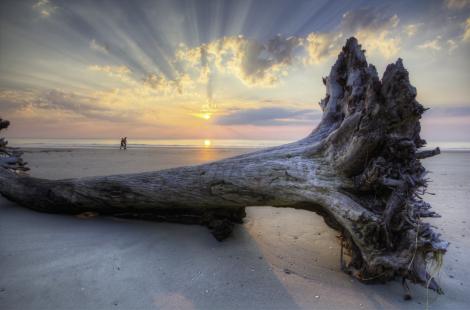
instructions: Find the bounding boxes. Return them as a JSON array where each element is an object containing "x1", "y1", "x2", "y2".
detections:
[{"x1": 0, "y1": 38, "x2": 447, "y2": 292}]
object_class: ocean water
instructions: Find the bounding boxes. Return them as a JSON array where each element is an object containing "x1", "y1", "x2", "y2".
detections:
[
  {"x1": 7, "y1": 138, "x2": 293, "y2": 149},
  {"x1": 7, "y1": 138, "x2": 470, "y2": 151}
]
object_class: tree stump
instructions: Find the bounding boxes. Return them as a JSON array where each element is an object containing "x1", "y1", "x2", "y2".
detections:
[{"x1": 0, "y1": 37, "x2": 446, "y2": 292}]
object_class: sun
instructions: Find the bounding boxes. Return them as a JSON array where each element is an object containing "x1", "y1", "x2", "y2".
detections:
[
  {"x1": 194, "y1": 112, "x2": 212, "y2": 120},
  {"x1": 204, "y1": 139, "x2": 211, "y2": 147}
]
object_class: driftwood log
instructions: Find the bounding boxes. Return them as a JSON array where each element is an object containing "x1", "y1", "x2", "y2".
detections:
[{"x1": 0, "y1": 38, "x2": 447, "y2": 292}]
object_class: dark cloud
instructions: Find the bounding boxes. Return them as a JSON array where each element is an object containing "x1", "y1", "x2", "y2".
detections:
[
  {"x1": 236, "y1": 35, "x2": 302, "y2": 85},
  {"x1": 216, "y1": 107, "x2": 321, "y2": 126},
  {"x1": 267, "y1": 35, "x2": 301, "y2": 64}
]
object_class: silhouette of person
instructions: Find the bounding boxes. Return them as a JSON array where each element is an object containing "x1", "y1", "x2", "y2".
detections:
[
  {"x1": 123, "y1": 137, "x2": 127, "y2": 150},
  {"x1": 120, "y1": 137, "x2": 125, "y2": 149}
]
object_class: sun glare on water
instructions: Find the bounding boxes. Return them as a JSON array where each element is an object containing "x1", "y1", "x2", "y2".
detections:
[{"x1": 204, "y1": 139, "x2": 211, "y2": 147}]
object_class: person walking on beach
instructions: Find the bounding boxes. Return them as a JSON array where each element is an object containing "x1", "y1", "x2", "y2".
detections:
[{"x1": 120, "y1": 137, "x2": 127, "y2": 150}]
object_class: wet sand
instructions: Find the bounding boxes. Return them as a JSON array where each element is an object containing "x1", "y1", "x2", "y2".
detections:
[{"x1": 0, "y1": 148, "x2": 469, "y2": 309}]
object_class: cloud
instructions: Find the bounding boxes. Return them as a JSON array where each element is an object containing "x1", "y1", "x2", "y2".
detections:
[
  {"x1": 463, "y1": 17, "x2": 470, "y2": 42},
  {"x1": 414, "y1": 17, "x2": 469, "y2": 52},
  {"x1": 216, "y1": 107, "x2": 321, "y2": 126},
  {"x1": 340, "y1": 8, "x2": 400, "y2": 59},
  {"x1": 0, "y1": 90, "x2": 33, "y2": 112},
  {"x1": 0, "y1": 89, "x2": 136, "y2": 122},
  {"x1": 445, "y1": 0, "x2": 470, "y2": 9},
  {"x1": 87, "y1": 65, "x2": 195, "y2": 98},
  {"x1": 267, "y1": 35, "x2": 303, "y2": 64},
  {"x1": 174, "y1": 8, "x2": 403, "y2": 89},
  {"x1": 29, "y1": 90, "x2": 127, "y2": 122},
  {"x1": 32, "y1": 90, "x2": 101, "y2": 111},
  {"x1": 75, "y1": 5, "x2": 468, "y2": 108},
  {"x1": 304, "y1": 32, "x2": 343, "y2": 64},
  {"x1": 89, "y1": 39, "x2": 109, "y2": 54},
  {"x1": 356, "y1": 31, "x2": 400, "y2": 59},
  {"x1": 447, "y1": 39, "x2": 459, "y2": 53},
  {"x1": 33, "y1": 0, "x2": 57, "y2": 17},
  {"x1": 404, "y1": 24, "x2": 422, "y2": 37},
  {"x1": 88, "y1": 65, "x2": 132, "y2": 82},
  {"x1": 177, "y1": 35, "x2": 302, "y2": 87},
  {"x1": 418, "y1": 37, "x2": 442, "y2": 50},
  {"x1": 304, "y1": 8, "x2": 401, "y2": 63},
  {"x1": 340, "y1": 8, "x2": 399, "y2": 33},
  {"x1": 143, "y1": 73, "x2": 193, "y2": 95}
]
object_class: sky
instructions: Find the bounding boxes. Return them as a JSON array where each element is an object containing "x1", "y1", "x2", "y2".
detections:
[{"x1": 0, "y1": 0, "x2": 469, "y2": 142}]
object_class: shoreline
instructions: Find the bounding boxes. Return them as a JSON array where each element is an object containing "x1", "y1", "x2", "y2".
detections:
[
  {"x1": 13, "y1": 145, "x2": 470, "y2": 152},
  {"x1": 6, "y1": 138, "x2": 470, "y2": 152},
  {"x1": 19, "y1": 146, "x2": 264, "y2": 152}
]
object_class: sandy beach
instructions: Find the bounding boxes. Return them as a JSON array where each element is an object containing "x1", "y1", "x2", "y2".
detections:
[{"x1": 0, "y1": 148, "x2": 469, "y2": 310}]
